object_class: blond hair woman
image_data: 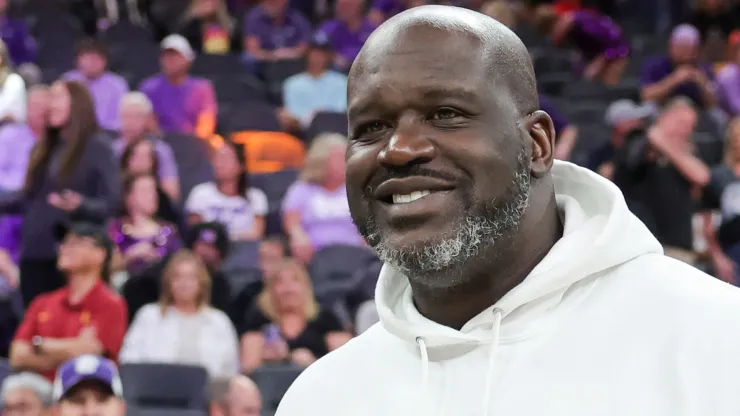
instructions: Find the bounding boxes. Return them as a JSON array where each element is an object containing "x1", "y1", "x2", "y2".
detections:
[
  {"x1": 282, "y1": 133, "x2": 364, "y2": 263},
  {"x1": 119, "y1": 250, "x2": 239, "y2": 377},
  {"x1": 239, "y1": 258, "x2": 352, "y2": 374}
]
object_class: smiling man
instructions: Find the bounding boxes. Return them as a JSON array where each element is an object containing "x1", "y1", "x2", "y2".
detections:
[{"x1": 276, "y1": 6, "x2": 740, "y2": 416}]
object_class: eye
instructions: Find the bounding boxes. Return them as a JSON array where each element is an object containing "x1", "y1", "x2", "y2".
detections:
[
  {"x1": 353, "y1": 121, "x2": 388, "y2": 139},
  {"x1": 430, "y1": 108, "x2": 463, "y2": 120}
]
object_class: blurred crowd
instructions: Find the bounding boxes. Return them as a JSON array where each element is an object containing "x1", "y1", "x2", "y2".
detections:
[{"x1": 0, "y1": 0, "x2": 734, "y2": 414}]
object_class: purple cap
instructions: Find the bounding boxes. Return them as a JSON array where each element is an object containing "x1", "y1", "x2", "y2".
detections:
[
  {"x1": 671, "y1": 24, "x2": 700, "y2": 46},
  {"x1": 53, "y1": 355, "x2": 123, "y2": 401}
]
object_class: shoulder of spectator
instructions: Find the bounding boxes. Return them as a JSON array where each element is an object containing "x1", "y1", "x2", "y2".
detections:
[
  {"x1": 108, "y1": 72, "x2": 130, "y2": 90},
  {"x1": 138, "y1": 75, "x2": 159, "y2": 92},
  {"x1": 205, "y1": 307, "x2": 235, "y2": 329}
]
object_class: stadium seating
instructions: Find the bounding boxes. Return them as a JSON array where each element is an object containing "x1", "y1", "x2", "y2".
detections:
[
  {"x1": 250, "y1": 364, "x2": 304, "y2": 414},
  {"x1": 120, "y1": 363, "x2": 208, "y2": 411}
]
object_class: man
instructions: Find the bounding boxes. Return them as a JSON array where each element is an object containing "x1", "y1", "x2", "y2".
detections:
[
  {"x1": 716, "y1": 39, "x2": 740, "y2": 117},
  {"x1": 63, "y1": 39, "x2": 129, "y2": 131},
  {"x1": 277, "y1": 6, "x2": 740, "y2": 415},
  {"x1": 139, "y1": 35, "x2": 220, "y2": 147},
  {"x1": 242, "y1": 0, "x2": 311, "y2": 63},
  {"x1": 208, "y1": 375, "x2": 261, "y2": 416},
  {"x1": 618, "y1": 97, "x2": 709, "y2": 264},
  {"x1": 281, "y1": 34, "x2": 348, "y2": 130},
  {"x1": 111, "y1": 92, "x2": 180, "y2": 201},
  {"x1": 316, "y1": 0, "x2": 377, "y2": 71},
  {"x1": 9, "y1": 222, "x2": 128, "y2": 381},
  {"x1": 0, "y1": 0, "x2": 36, "y2": 66},
  {"x1": 640, "y1": 24, "x2": 714, "y2": 109},
  {"x1": 53, "y1": 355, "x2": 125, "y2": 416},
  {"x1": 0, "y1": 372, "x2": 52, "y2": 416}
]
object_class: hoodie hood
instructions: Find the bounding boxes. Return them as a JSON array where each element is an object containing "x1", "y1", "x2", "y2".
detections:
[{"x1": 376, "y1": 160, "x2": 663, "y2": 349}]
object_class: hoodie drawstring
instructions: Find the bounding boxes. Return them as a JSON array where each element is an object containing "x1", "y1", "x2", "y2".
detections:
[
  {"x1": 415, "y1": 308, "x2": 504, "y2": 416},
  {"x1": 483, "y1": 308, "x2": 504, "y2": 416}
]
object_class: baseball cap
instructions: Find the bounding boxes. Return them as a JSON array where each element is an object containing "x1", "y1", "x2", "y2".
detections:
[
  {"x1": 54, "y1": 221, "x2": 113, "y2": 255},
  {"x1": 309, "y1": 32, "x2": 332, "y2": 51},
  {"x1": 670, "y1": 24, "x2": 700, "y2": 46},
  {"x1": 604, "y1": 99, "x2": 654, "y2": 127},
  {"x1": 160, "y1": 34, "x2": 195, "y2": 62},
  {"x1": 187, "y1": 221, "x2": 230, "y2": 258},
  {"x1": 53, "y1": 355, "x2": 123, "y2": 401}
]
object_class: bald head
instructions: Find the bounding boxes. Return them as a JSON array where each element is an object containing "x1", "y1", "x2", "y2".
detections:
[
  {"x1": 350, "y1": 5, "x2": 538, "y2": 114},
  {"x1": 208, "y1": 375, "x2": 261, "y2": 416}
]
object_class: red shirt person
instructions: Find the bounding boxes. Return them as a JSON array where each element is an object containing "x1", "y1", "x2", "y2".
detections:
[{"x1": 9, "y1": 222, "x2": 128, "y2": 381}]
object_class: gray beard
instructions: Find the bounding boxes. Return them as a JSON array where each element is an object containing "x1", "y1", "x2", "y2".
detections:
[{"x1": 362, "y1": 150, "x2": 532, "y2": 290}]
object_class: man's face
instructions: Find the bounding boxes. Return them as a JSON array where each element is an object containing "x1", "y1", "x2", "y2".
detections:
[
  {"x1": 669, "y1": 41, "x2": 699, "y2": 66},
  {"x1": 657, "y1": 104, "x2": 697, "y2": 140},
  {"x1": 346, "y1": 27, "x2": 531, "y2": 288},
  {"x1": 26, "y1": 89, "x2": 49, "y2": 132},
  {"x1": 192, "y1": 240, "x2": 221, "y2": 269},
  {"x1": 76, "y1": 52, "x2": 106, "y2": 79},
  {"x1": 2, "y1": 387, "x2": 47, "y2": 416},
  {"x1": 119, "y1": 103, "x2": 149, "y2": 140},
  {"x1": 57, "y1": 382, "x2": 125, "y2": 416},
  {"x1": 160, "y1": 50, "x2": 189, "y2": 77},
  {"x1": 57, "y1": 234, "x2": 105, "y2": 274}
]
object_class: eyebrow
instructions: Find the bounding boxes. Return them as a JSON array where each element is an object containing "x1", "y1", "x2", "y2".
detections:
[{"x1": 348, "y1": 84, "x2": 480, "y2": 120}]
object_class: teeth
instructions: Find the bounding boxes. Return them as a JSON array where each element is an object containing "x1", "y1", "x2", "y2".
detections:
[{"x1": 392, "y1": 190, "x2": 431, "y2": 204}]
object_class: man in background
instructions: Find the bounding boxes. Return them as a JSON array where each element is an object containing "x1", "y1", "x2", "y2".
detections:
[
  {"x1": 53, "y1": 355, "x2": 126, "y2": 416},
  {"x1": 9, "y1": 222, "x2": 127, "y2": 380},
  {"x1": 208, "y1": 375, "x2": 261, "y2": 416},
  {"x1": 0, "y1": 372, "x2": 52, "y2": 416}
]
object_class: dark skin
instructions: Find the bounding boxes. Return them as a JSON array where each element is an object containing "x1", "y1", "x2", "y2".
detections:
[{"x1": 346, "y1": 6, "x2": 563, "y2": 329}]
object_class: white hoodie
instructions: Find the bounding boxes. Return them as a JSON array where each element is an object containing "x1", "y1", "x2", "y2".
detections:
[{"x1": 276, "y1": 161, "x2": 740, "y2": 416}]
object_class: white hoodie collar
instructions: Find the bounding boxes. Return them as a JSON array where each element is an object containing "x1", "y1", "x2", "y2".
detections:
[{"x1": 375, "y1": 161, "x2": 663, "y2": 349}]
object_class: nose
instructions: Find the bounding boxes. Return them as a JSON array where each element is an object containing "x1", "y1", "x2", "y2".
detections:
[{"x1": 377, "y1": 116, "x2": 435, "y2": 168}]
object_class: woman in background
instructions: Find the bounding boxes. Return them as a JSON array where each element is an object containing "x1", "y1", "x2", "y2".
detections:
[
  {"x1": 177, "y1": 0, "x2": 239, "y2": 55},
  {"x1": 0, "y1": 81, "x2": 119, "y2": 306},
  {"x1": 110, "y1": 173, "x2": 181, "y2": 276},
  {"x1": 120, "y1": 250, "x2": 239, "y2": 378},
  {"x1": 534, "y1": 4, "x2": 630, "y2": 85},
  {"x1": 0, "y1": 39, "x2": 26, "y2": 123},
  {"x1": 282, "y1": 133, "x2": 363, "y2": 263},
  {"x1": 239, "y1": 258, "x2": 350, "y2": 374}
]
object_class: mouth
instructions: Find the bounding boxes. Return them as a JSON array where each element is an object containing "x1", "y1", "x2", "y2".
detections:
[{"x1": 391, "y1": 190, "x2": 431, "y2": 204}]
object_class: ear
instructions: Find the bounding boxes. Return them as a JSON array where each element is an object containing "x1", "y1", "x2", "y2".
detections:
[{"x1": 523, "y1": 110, "x2": 555, "y2": 178}]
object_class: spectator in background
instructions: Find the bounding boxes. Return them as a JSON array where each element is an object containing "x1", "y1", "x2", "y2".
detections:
[
  {"x1": 533, "y1": 5, "x2": 629, "y2": 84},
  {"x1": 208, "y1": 375, "x2": 262, "y2": 416},
  {"x1": 120, "y1": 140, "x2": 181, "y2": 222},
  {"x1": 0, "y1": 81, "x2": 119, "y2": 307},
  {"x1": 316, "y1": 0, "x2": 376, "y2": 72},
  {"x1": 0, "y1": 0, "x2": 36, "y2": 66},
  {"x1": 589, "y1": 98, "x2": 653, "y2": 180},
  {"x1": 63, "y1": 40, "x2": 129, "y2": 132},
  {"x1": 368, "y1": 0, "x2": 424, "y2": 24},
  {"x1": 701, "y1": 118, "x2": 740, "y2": 283},
  {"x1": 620, "y1": 97, "x2": 708, "y2": 264},
  {"x1": 53, "y1": 355, "x2": 126, "y2": 416},
  {"x1": 538, "y1": 95, "x2": 579, "y2": 160},
  {"x1": 0, "y1": 372, "x2": 52, "y2": 416},
  {"x1": 480, "y1": 0, "x2": 517, "y2": 28},
  {"x1": 120, "y1": 250, "x2": 239, "y2": 378},
  {"x1": 259, "y1": 235, "x2": 288, "y2": 276},
  {"x1": 281, "y1": 35, "x2": 347, "y2": 131},
  {"x1": 179, "y1": 0, "x2": 240, "y2": 55},
  {"x1": 109, "y1": 173, "x2": 181, "y2": 276},
  {"x1": 716, "y1": 41, "x2": 740, "y2": 117},
  {"x1": 9, "y1": 222, "x2": 127, "y2": 381},
  {"x1": 186, "y1": 143, "x2": 267, "y2": 241},
  {"x1": 283, "y1": 133, "x2": 363, "y2": 263},
  {"x1": 688, "y1": 0, "x2": 738, "y2": 45},
  {"x1": 140, "y1": 35, "x2": 220, "y2": 146},
  {"x1": 186, "y1": 222, "x2": 232, "y2": 314},
  {"x1": 112, "y1": 92, "x2": 180, "y2": 201},
  {"x1": 641, "y1": 24, "x2": 715, "y2": 110},
  {"x1": 239, "y1": 258, "x2": 351, "y2": 374},
  {"x1": 243, "y1": 0, "x2": 311, "y2": 63},
  {"x1": 0, "y1": 39, "x2": 26, "y2": 123}
]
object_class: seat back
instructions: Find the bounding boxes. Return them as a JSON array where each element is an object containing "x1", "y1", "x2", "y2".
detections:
[
  {"x1": 161, "y1": 133, "x2": 215, "y2": 199},
  {"x1": 120, "y1": 363, "x2": 208, "y2": 410},
  {"x1": 231, "y1": 131, "x2": 305, "y2": 174},
  {"x1": 250, "y1": 364, "x2": 303, "y2": 413},
  {"x1": 305, "y1": 111, "x2": 348, "y2": 140}
]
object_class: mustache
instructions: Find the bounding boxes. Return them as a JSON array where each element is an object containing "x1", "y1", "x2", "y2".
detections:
[{"x1": 365, "y1": 165, "x2": 460, "y2": 195}]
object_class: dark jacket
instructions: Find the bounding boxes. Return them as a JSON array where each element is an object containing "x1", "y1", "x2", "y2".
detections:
[{"x1": 0, "y1": 134, "x2": 121, "y2": 259}]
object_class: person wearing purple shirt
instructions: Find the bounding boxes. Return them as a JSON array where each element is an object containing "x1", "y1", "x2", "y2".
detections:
[
  {"x1": 0, "y1": 0, "x2": 35, "y2": 65},
  {"x1": 316, "y1": 0, "x2": 376, "y2": 71},
  {"x1": 539, "y1": 95, "x2": 579, "y2": 160},
  {"x1": 369, "y1": 0, "x2": 424, "y2": 24},
  {"x1": 243, "y1": 0, "x2": 311, "y2": 62},
  {"x1": 282, "y1": 133, "x2": 364, "y2": 264},
  {"x1": 111, "y1": 92, "x2": 180, "y2": 201},
  {"x1": 63, "y1": 39, "x2": 129, "y2": 131},
  {"x1": 140, "y1": 35, "x2": 219, "y2": 144},
  {"x1": 716, "y1": 46, "x2": 740, "y2": 117},
  {"x1": 640, "y1": 24, "x2": 715, "y2": 110}
]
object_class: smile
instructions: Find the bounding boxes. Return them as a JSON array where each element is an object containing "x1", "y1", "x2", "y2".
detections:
[{"x1": 392, "y1": 190, "x2": 431, "y2": 204}]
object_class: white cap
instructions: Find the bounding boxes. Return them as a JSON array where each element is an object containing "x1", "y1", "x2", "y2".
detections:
[
  {"x1": 160, "y1": 34, "x2": 195, "y2": 62},
  {"x1": 604, "y1": 99, "x2": 654, "y2": 127}
]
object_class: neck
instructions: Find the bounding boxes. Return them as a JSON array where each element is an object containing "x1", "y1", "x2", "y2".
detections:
[
  {"x1": 218, "y1": 178, "x2": 239, "y2": 196},
  {"x1": 307, "y1": 66, "x2": 325, "y2": 77},
  {"x1": 129, "y1": 213, "x2": 155, "y2": 226},
  {"x1": 413, "y1": 184, "x2": 563, "y2": 329},
  {"x1": 67, "y1": 274, "x2": 99, "y2": 304},
  {"x1": 166, "y1": 73, "x2": 187, "y2": 85},
  {"x1": 344, "y1": 16, "x2": 361, "y2": 30},
  {"x1": 175, "y1": 303, "x2": 199, "y2": 314}
]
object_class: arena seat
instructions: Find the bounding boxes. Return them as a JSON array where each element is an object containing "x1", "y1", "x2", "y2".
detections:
[
  {"x1": 0, "y1": 358, "x2": 10, "y2": 386},
  {"x1": 222, "y1": 241, "x2": 260, "y2": 273},
  {"x1": 161, "y1": 133, "x2": 215, "y2": 200},
  {"x1": 120, "y1": 363, "x2": 208, "y2": 410},
  {"x1": 305, "y1": 111, "x2": 348, "y2": 140},
  {"x1": 220, "y1": 101, "x2": 282, "y2": 134},
  {"x1": 250, "y1": 364, "x2": 303, "y2": 414},
  {"x1": 212, "y1": 75, "x2": 269, "y2": 104},
  {"x1": 127, "y1": 407, "x2": 206, "y2": 416},
  {"x1": 308, "y1": 245, "x2": 379, "y2": 304},
  {"x1": 100, "y1": 21, "x2": 153, "y2": 45}
]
